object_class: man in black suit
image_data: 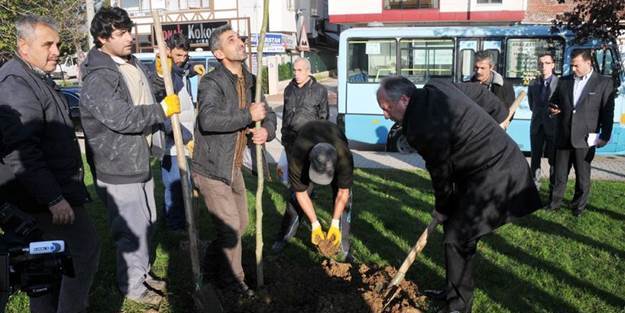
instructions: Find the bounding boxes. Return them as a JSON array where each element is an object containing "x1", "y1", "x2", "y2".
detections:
[
  {"x1": 548, "y1": 49, "x2": 615, "y2": 216},
  {"x1": 528, "y1": 53, "x2": 559, "y2": 188},
  {"x1": 377, "y1": 76, "x2": 541, "y2": 313}
]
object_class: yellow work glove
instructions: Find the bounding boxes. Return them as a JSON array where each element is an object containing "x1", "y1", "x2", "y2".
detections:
[
  {"x1": 155, "y1": 56, "x2": 173, "y2": 76},
  {"x1": 186, "y1": 140, "x2": 194, "y2": 155},
  {"x1": 327, "y1": 219, "x2": 341, "y2": 247},
  {"x1": 162, "y1": 94, "x2": 180, "y2": 117},
  {"x1": 193, "y1": 64, "x2": 206, "y2": 76},
  {"x1": 311, "y1": 221, "x2": 325, "y2": 246}
]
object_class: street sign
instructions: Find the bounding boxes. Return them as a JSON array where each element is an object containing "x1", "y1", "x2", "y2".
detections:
[
  {"x1": 298, "y1": 18, "x2": 310, "y2": 52},
  {"x1": 156, "y1": 21, "x2": 229, "y2": 46}
]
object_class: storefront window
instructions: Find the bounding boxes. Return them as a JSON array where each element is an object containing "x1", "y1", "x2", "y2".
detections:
[{"x1": 384, "y1": 0, "x2": 438, "y2": 9}]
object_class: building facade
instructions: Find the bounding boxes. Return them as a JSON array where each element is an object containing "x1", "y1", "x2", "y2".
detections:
[
  {"x1": 112, "y1": 0, "x2": 309, "y2": 53},
  {"x1": 329, "y1": 0, "x2": 527, "y2": 26}
]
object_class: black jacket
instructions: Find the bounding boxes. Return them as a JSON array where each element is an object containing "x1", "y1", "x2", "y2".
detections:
[
  {"x1": 549, "y1": 72, "x2": 614, "y2": 149},
  {"x1": 471, "y1": 70, "x2": 516, "y2": 112},
  {"x1": 0, "y1": 57, "x2": 89, "y2": 212},
  {"x1": 80, "y1": 47, "x2": 166, "y2": 184},
  {"x1": 281, "y1": 76, "x2": 329, "y2": 146},
  {"x1": 528, "y1": 75, "x2": 558, "y2": 136},
  {"x1": 403, "y1": 79, "x2": 541, "y2": 243},
  {"x1": 192, "y1": 63, "x2": 276, "y2": 185}
]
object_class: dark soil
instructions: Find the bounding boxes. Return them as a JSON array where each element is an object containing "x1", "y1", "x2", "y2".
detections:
[{"x1": 218, "y1": 257, "x2": 429, "y2": 313}]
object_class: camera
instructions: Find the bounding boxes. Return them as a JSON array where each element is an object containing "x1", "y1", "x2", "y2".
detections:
[{"x1": 0, "y1": 202, "x2": 74, "y2": 309}]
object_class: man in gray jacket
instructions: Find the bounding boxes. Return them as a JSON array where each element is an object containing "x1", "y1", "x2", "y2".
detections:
[
  {"x1": 0, "y1": 15, "x2": 100, "y2": 313},
  {"x1": 80, "y1": 7, "x2": 180, "y2": 306},
  {"x1": 191, "y1": 25, "x2": 276, "y2": 297}
]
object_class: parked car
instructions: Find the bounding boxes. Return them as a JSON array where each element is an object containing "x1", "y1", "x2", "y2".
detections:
[
  {"x1": 59, "y1": 86, "x2": 82, "y2": 137},
  {"x1": 52, "y1": 55, "x2": 78, "y2": 80}
]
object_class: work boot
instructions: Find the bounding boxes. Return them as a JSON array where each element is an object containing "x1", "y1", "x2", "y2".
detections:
[
  {"x1": 126, "y1": 289, "x2": 163, "y2": 306},
  {"x1": 422, "y1": 289, "x2": 447, "y2": 301},
  {"x1": 271, "y1": 239, "x2": 288, "y2": 253},
  {"x1": 225, "y1": 281, "x2": 255, "y2": 299}
]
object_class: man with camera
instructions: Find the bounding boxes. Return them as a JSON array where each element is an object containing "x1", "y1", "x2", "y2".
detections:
[{"x1": 0, "y1": 15, "x2": 100, "y2": 313}]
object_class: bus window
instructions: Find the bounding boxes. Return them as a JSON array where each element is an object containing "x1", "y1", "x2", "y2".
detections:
[
  {"x1": 347, "y1": 39, "x2": 397, "y2": 83},
  {"x1": 593, "y1": 48, "x2": 615, "y2": 76},
  {"x1": 399, "y1": 38, "x2": 454, "y2": 84},
  {"x1": 505, "y1": 38, "x2": 564, "y2": 80},
  {"x1": 460, "y1": 49, "x2": 475, "y2": 81}
]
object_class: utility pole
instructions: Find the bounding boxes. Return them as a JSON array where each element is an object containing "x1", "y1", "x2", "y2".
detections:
[{"x1": 86, "y1": 0, "x2": 96, "y2": 48}]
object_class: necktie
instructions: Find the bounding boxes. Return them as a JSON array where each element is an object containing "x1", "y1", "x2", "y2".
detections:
[{"x1": 542, "y1": 79, "x2": 550, "y2": 102}]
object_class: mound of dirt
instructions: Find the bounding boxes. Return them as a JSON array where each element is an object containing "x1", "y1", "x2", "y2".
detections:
[
  {"x1": 218, "y1": 257, "x2": 429, "y2": 313},
  {"x1": 317, "y1": 237, "x2": 340, "y2": 258}
]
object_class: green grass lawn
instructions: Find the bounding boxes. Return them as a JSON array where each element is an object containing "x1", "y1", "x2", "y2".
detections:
[{"x1": 5, "y1": 160, "x2": 625, "y2": 313}]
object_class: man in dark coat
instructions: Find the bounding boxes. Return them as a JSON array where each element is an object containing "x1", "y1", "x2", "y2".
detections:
[
  {"x1": 377, "y1": 76, "x2": 542, "y2": 313},
  {"x1": 548, "y1": 49, "x2": 614, "y2": 216},
  {"x1": 471, "y1": 51, "x2": 516, "y2": 127},
  {"x1": 191, "y1": 25, "x2": 276, "y2": 297},
  {"x1": 81, "y1": 7, "x2": 179, "y2": 305},
  {"x1": 528, "y1": 53, "x2": 559, "y2": 188},
  {"x1": 0, "y1": 15, "x2": 100, "y2": 313}
]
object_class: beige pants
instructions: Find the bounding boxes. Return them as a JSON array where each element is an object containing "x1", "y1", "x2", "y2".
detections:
[{"x1": 192, "y1": 169, "x2": 248, "y2": 285}]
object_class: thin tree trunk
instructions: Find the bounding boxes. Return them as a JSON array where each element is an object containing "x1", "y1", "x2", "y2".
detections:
[{"x1": 254, "y1": 0, "x2": 270, "y2": 289}]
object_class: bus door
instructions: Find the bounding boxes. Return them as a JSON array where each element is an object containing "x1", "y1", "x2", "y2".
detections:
[
  {"x1": 456, "y1": 38, "x2": 503, "y2": 82},
  {"x1": 343, "y1": 38, "x2": 398, "y2": 145},
  {"x1": 583, "y1": 45, "x2": 625, "y2": 154}
]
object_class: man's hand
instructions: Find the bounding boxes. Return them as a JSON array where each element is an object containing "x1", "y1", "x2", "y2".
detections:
[
  {"x1": 186, "y1": 140, "x2": 195, "y2": 154},
  {"x1": 548, "y1": 103, "x2": 560, "y2": 117},
  {"x1": 162, "y1": 94, "x2": 181, "y2": 117},
  {"x1": 49, "y1": 199, "x2": 75, "y2": 225},
  {"x1": 432, "y1": 209, "x2": 448, "y2": 224},
  {"x1": 249, "y1": 102, "x2": 266, "y2": 122},
  {"x1": 311, "y1": 220, "x2": 325, "y2": 245},
  {"x1": 155, "y1": 56, "x2": 173, "y2": 77},
  {"x1": 249, "y1": 127, "x2": 269, "y2": 145},
  {"x1": 327, "y1": 219, "x2": 341, "y2": 247},
  {"x1": 596, "y1": 138, "x2": 607, "y2": 148},
  {"x1": 193, "y1": 64, "x2": 206, "y2": 76}
]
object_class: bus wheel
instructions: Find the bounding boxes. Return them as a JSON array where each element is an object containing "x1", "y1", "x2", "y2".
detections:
[{"x1": 386, "y1": 123, "x2": 416, "y2": 154}]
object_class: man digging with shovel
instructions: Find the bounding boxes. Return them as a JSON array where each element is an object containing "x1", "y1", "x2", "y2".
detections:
[
  {"x1": 271, "y1": 120, "x2": 354, "y2": 261},
  {"x1": 376, "y1": 76, "x2": 542, "y2": 313}
]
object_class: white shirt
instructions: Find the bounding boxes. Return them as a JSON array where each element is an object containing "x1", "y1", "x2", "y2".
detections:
[{"x1": 573, "y1": 69, "x2": 593, "y2": 107}]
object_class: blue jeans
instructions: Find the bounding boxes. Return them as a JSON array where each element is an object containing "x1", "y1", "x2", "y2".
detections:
[{"x1": 161, "y1": 155, "x2": 187, "y2": 230}]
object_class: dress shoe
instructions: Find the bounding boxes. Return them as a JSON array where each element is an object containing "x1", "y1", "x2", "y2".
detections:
[
  {"x1": 573, "y1": 208, "x2": 584, "y2": 217},
  {"x1": 422, "y1": 289, "x2": 447, "y2": 301},
  {"x1": 126, "y1": 289, "x2": 163, "y2": 306}
]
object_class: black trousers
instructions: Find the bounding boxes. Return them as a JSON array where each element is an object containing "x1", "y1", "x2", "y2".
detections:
[
  {"x1": 275, "y1": 185, "x2": 353, "y2": 256},
  {"x1": 549, "y1": 147, "x2": 595, "y2": 210},
  {"x1": 444, "y1": 239, "x2": 479, "y2": 313},
  {"x1": 529, "y1": 122, "x2": 555, "y2": 184}
]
